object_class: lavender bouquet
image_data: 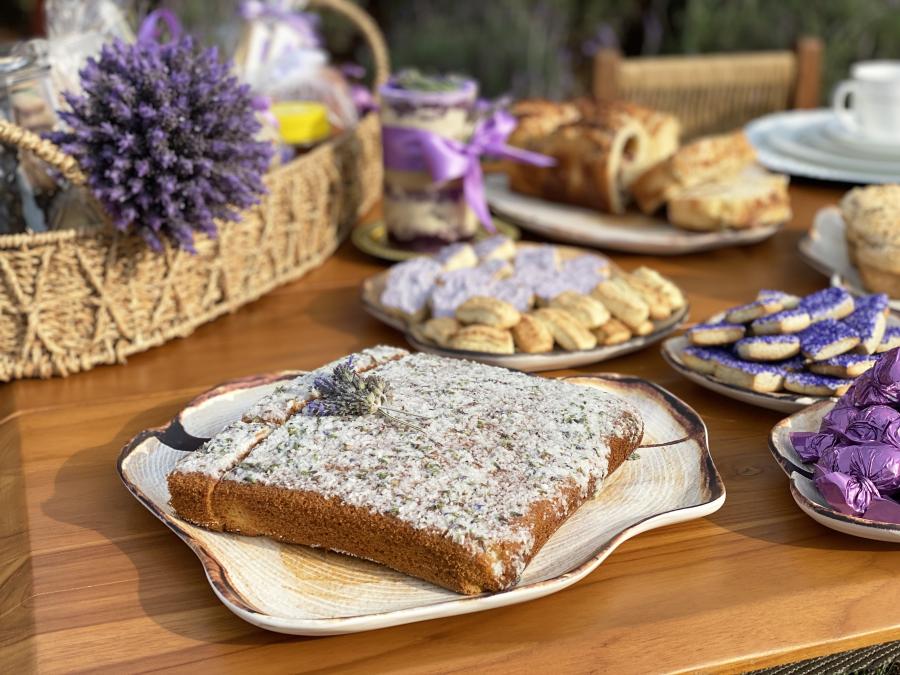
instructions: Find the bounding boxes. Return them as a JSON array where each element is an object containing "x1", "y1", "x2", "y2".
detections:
[
  {"x1": 49, "y1": 36, "x2": 272, "y2": 251},
  {"x1": 790, "y1": 347, "x2": 900, "y2": 524}
]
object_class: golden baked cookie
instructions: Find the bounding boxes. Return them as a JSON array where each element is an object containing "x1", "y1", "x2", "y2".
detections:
[
  {"x1": 532, "y1": 308, "x2": 597, "y2": 351},
  {"x1": 549, "y1": 291, "x2": 610, "y2": 328},
  {"x1": 448, "y1": 325, "x2": 515, "y2": 354},
  {"x1": 591, "y1": 278, "x2": 650, "y2": 331},
  {"x1": 593, "y1": 318, "x2": 632, "y2": 345},
  {"x1": 455, "y1": 296, "x2": 521, "y2": 329},
  {"x1": 511, "y1": 314, "x2": 555, "y2": 353},
  {"x1": 631, "y1": 267, "x2": 686, "y2": 310},
  {"x1": 420, "y1": 316, "x2": 460, "y2": 347}
]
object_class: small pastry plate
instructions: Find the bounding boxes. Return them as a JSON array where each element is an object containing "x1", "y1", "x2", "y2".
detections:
[
  {"x1": 661, "y1": 335, "x2": 824, "y2": 413},
  {"x1": 769, "y1": 401, "x2": 900, "y2": 542},
  {"x1": 799, "y1": 206, "x2": 900, "y2": 312},
  {"x1": 484, "y1": 174, "x2": 782, "y2": 255},
  {"x1": 351, "y1": 217, "x2": 521, "y2": 263},
  {"x1": 118, "y1": 372, "x2": 725, "y2": 635},
  {"x1": 361, "y1": 242, "x2": 689, "y2": 372}
]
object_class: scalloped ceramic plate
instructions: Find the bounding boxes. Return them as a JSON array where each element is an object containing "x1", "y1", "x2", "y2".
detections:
[
  {"x1": 483, "y1": 174, "x2": 782, "y2": 255},
  {"x1": 769, "y1": 401, "x2": 900, "y2": 542},
  {"x1": 799, "y1": 207, "x2": 900, "y2": 313},
  {"x1": 118, "y1": 372, "x2": 725, "y2": 635}
]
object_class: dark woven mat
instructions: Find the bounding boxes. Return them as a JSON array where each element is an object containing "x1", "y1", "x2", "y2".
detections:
[{"x1": 749, "y1": 641, "x2": 900, "y2": 675}]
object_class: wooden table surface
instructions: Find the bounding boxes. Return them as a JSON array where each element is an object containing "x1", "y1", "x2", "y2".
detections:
[{"x1": 4, "y1": 183, "x2": 900, "y2": 674}]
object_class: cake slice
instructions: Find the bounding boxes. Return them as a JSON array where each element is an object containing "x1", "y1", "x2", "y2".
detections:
[{"x1": 168, "y1": 350, "x2": 643, "y2": 594}]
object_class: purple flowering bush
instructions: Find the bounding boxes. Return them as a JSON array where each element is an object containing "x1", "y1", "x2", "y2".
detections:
[
  {"x1": 790, "y1": 347, "x2": 900, "y2": 524},
  {"x1": 49, "y1": 37, "x2": 272, "y2": 251}
]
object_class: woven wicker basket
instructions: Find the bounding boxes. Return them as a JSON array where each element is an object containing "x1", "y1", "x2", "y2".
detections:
[{"x1": 0, "y1": 0, "x2": 388, "y2": 381}]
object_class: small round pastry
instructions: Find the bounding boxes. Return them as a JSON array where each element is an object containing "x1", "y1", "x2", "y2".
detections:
[
  {"x1": 809, "y1": 352, "x2": 878, "y2": 378},
  {"x1": 455, "y1": 295, "x2": 521, "y2": 329},
  {"x1": 447, "y1": 325, "x2": 515, "y2": 354},
  {"x1": 783, "y1": 371, "x2": 852, "y2": 397},
  {"x1": 735, "y1": 334, "x2": 801, "y2": 361},
  {"x1": 532, "y1": 307, "x2": 597, "y2": 351},
  {"x1": 750, "y1": 308, "x2": 811, "y2": 335},
  {"x1": 687, "y1": 321, "x2": 745, "y2": 346},
  {"x1": 593, "y1": 318, "x2": 631, "y2": 346},
  {"x1": 549, "y1": 291, "x2": 610, "y2": 329},
  {"x1": 799, "y1": 319, "x2": 861, "y2": 361},
  {"x1": 511, "y1": 314, "x2": 554, "y2": 353},
  {"x1": 420, "y1": 316, "x2": 460, "y2": 347},
  {"x1": 724, "y1": 298, "x2": 783, "y2": 324},
  {"x1": 799, "y1": 287, "x2": 855, "y2": 322}
]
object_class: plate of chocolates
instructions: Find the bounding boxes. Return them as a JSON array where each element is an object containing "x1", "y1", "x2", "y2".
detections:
[{"x1": 662, "y1": 287, "x2": 900, "y2": 413}]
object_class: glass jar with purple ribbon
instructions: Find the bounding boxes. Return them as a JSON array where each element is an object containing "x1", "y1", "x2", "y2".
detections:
[{"x1": 379, "y1": 70, "x2": 479, "y2": 247}]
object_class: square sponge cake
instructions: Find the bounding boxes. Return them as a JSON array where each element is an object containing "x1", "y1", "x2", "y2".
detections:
[{"x1": 167, "y1": 347, "x2": 643, "y2": 595}]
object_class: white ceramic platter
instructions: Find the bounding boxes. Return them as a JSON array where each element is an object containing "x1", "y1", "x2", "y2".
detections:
[
  {"x1": 483, "y1": 174, "x2": 781, "y2": 254},
  {"x1": 118, "y1": 372, "x2": 726, "y2": 635},
  {"x1": 746, "y1": 110, "x2": 899, "y2": 184},
  {"x1": 799, "y1": 206, "x2": 900, "y2": 312},
  {"x1": 769, "y1": 401, "x2": 900, "y2": 542},
  {"x1": 661, "y1": 335, "x2": 824, "y2": 413}
]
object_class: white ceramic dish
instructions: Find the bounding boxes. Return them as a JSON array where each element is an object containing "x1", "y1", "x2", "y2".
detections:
[
  {"x1": 661, "y1": 335, "x2": 824, "y2": 413},
  {"x1": 118, "y1": 372, "x2": 726, "y2": 635},
  {"x1": 769, "y1": 401, "x2": 900, "y2": 542},
  {"x1": 799, "y1": 206, "x2": 900, "y2": 312},
  {"x1": 746, "y1": 110, "x2": 898, "y2": 184},
  {"x1": 483, "y1": 174, "x2": 782, "y2": 255}
]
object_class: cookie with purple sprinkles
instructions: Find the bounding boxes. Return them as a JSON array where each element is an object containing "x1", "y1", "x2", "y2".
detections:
[
  {"x1": 843, "y1": 296, "x2": 888, "y2": 354},
  {"x1": 799, "y1": 318, "x2": 860, "y2": 361},
  {"x1": 713, "y1": 355, "x2": 786, "y2": 392},
  {"x1": 799, "y1": 287, "x2": 854, "y2": 322},
  {"x1": 783, "y1": 371, "x2": 852, "y2": 397},
  {"x1": 757, "y1": 289, "x2": 801, "y2": 310},
  {"x1": 735, "y1": 334, "x2": 801, "y2": 361},
  {"x1": 724, "y1": 298, "x2": 783, "y2": 324},
  {"x1": 809, "y1": 351, "x2": 879, "y2": 378},
  {"x1": 687, "y1": 321, "x2": 745, "y2": 346},
  {"x1": 877, "y1": 326, "x2": 900, "y2": 353},
  {"x1": 750, "y1": 307, "x2": 811, "y2": 335},
  {"x1": 681, "y1": 345, "x2": 733, "y2": 375}
]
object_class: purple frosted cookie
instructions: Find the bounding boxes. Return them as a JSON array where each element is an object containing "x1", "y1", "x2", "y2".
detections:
[
  {"x1": 799, "y1": 287, "x2": 855, "y2": 322},
  {"x1": 434, "y1": 242, "x2": 477, "y2": 270},
  {"x1": 750, "y1": 307, "x2": 811, "y2": 335},
  {"x1": 774, "y1": 354, "x2": 808, "y2": 371},
  {"x1": 514, "y1": 245, "x2": 558, "y2": 272},
  {"x1": 757, "y1": 289, "x2": 801, "y2": 309},
  {"x1": 735, "y1": 334, "x2": 801, "y2": 361},
  {"x1": 533, "y1": 272, "x2": 591, "y2": 304},
  {"x1": 380, "y1": 257, "x2": 442, "y2": 320},
  {"x1": 809, "y1": 351, "x2": 878, "y2": 378},
  {"x1": 681, "y1": 346, "x2": 734, "y2": 375},
  {"x1": 430, "y1": 261, "x2": 508, "y2": 317},
  {"x1": 843, "y1": 297, "x2": 888, "y2": 354},
  {"x1": 687, "y1": 321, "x2": 745, "y2": 346},
  {"x1": 712, "y1": 355, "x2": 786, "y2": 392},
  {"x1": 559, "y1": 254, "x2": 610, "y2": 292},
  {"x1": 877, "y1": 326, "x2": 900, "y2": 353},
  {"x1": 799, "y1": 318, "x2": 860, "y2": 361},
  {"x1": 488, "y1": 278, "x2": 534, "y2": 312},
  {"x1": 724, "y1": 298, "x2": 783, "y2": 324},
  {"x1": 783, "y1": 371, "x2": 852, "y2": 397},
  {"x1": 473, "y1": 234, "x2": 516, "y2": 261}
]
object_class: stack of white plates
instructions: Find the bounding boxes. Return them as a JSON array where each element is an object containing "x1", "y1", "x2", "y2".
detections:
[{"x1": 746, "y1": 109, "x2": 900, "y2": 184}]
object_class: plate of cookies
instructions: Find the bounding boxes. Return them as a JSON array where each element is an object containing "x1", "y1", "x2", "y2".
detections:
[
  {"x1": 662, "y1": 287, "x2": 900, "y2": 413},
  {"x1": 361, "y1": 236, "x2": 689, "y2": 372},
  {"x1": 800, "y1": 188, "x2": 900, "y2": 312},
  {"x1": 486, "y1": 99, "x2": 790, "y2": 255}
]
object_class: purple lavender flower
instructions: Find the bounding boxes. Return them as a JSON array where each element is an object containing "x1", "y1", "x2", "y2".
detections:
[{"x1": 48, "y1": 37, "x2": 272, "y2": 251}]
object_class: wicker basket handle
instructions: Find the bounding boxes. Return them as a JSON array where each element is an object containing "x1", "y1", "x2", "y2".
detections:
[
  {"x1": 0, "y1": 119, "x2": 86, "y2": 185},
  {"x1": 308, "y1": 0, "x2": 391, "y2": 92}
]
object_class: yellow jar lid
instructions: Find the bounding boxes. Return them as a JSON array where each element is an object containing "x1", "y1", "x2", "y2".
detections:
[{"x1": 271, "y1": 102, "x2": 331, "y2": 145}]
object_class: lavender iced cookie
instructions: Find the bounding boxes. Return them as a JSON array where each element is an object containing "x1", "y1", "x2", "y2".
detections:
[
  {"x1": 434, "y1": 242, "x2": 478, "y2": 271},
  {"x1": 430, "y1": 261, "x2": 509, "y2": 318},
  {"x1": 757, "y1": 289, "x2": 801, "y2": 310},
  {"x1": 713, "y1": 355, "x2": 786, "y2": 393},
  {"x1": 843, "y1": 293, "x2": 888, "y2": 354},
  {"x1": 783, "y1": 371, "x2": 852, "y2": 397},
  {"x1": 809, "y1": 352, "x2": 879, "y2": 378},
  {"x1": 473, "y1": 234, "x2": 517, "y2": 261},
  {"x1": 687, "y1": 321, "x2": 745, "y2": 346},
  {"x1": 380, "y1": 257, "x2": 443, "y2": 321},
  {"x1": 681, "y1": 346, "x2": 733, "y2": 375},
  {"x1": 724, "y1": 298, "x2": 783, "y2": 324},
  {"x1": 877, "y1": 326, "x2": 900, "y2": 353},
  {"x1": 799, "y1": 287, "x2": 855, "y2": 322},
  {"x1": 799, "y1": 319, "x2": 861, "y2": 361},
  {"x1": 750, "y1": 307, "x2": 811, "y2": 335},
  {"x1": 735, "y1": 334, "x2": 801, "y2": 361}
]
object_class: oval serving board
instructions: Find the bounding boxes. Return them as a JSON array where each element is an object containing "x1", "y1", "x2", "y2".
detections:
[{"x1": 118, "y1": 372, "x2": 725, "y2": 635}]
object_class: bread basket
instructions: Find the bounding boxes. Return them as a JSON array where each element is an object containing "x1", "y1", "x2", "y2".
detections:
[{"x1": 0, "y1": 0, "x2": 388, "y2": 381}]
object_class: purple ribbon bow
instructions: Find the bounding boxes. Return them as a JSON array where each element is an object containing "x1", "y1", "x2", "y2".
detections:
[
  {"x1": 381, "y1": 109, "x2": 555, "y2": 231},
  {"x1": 137, "y1": 8, "x2": 183, "y2": 44}
]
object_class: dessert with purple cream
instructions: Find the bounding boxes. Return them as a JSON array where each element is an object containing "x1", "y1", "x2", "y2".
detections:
[
  {"x1": 724, "y1": 298, "x2": 783, "y2": 324},
  {"x1": 750, "y1": 307, "x2": 810, "y2": 335},
  {"x1": 435, "y1": 242, "x2": 478, "y2": 271},
  {"x1": 473, "y1": 234, "x2": 517, "y2": 261},
  {"x1": 784, "y1": 371, "x2": 852, "y2": 396},
  {"x1": 799, "y1": 287, "x2": 855, "y2": 322},
  {"x1": 788, "y1": 347, "x2": 900, "y2": 524},
  {"x1": 380, "y1": 257, "x2": 443, "y2": 322},
  {"x1": 687, "y1": 321, "x2": 745, "y2": 346},
  {"x1": 681, "y1": 345, "x2": 732, "y2": 374},
  {"x1": 799, "y1": 319, "x2": 860, "y2": 361},
  {"x1": 843, "y1": 293, "x2": 888, "y2": 354},
  {"x1": 757, "y1": 289, "x2": 801, "y2": 309},
  {"x1": 735, "y1": 334, "x2": 800, "y2": 361},
  {"x1": 713, "y1": 353, "x2": 786, "y2": 392},
  {"x1": 809, "y1": 352, "x2": 879, "y2": 378},
  {"x1": 878, "y1": 326, "x2": 900, "y2": 353}
]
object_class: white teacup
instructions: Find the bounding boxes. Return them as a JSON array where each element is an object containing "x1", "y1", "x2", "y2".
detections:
[{"x1": 832, "y1": 60, "x2": 900, "y2": 140}]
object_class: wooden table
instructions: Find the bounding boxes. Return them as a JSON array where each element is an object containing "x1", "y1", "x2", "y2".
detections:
[{"x1": 4, "y1": 184, "x2": 899, "y2": 674}]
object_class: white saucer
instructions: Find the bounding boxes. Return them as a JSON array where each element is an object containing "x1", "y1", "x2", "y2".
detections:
[
  {"x1": 821, "y1": 117, "x2": 900, "y2": 158},
  {"x1": 746, "y1": 110, "x2": 898, "y2": 184}
]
